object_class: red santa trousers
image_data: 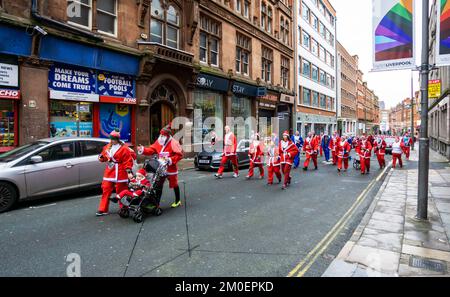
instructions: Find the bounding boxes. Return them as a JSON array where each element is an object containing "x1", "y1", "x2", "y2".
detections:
[
  {"x1": 332, "y1": 151, "x2": 338, "y2": 165},
  {"x1": 217, "y1": 155, "x2": 239, "y2": 175},
  {"x1": 99, "y1": 181, "x2": 129, "y2": 213},
  {"x1": 281, "y1": 164, "x2": 292, "y2": 186},
  {"x1": 376, "y1": 154, "x2": 386, "y2": 168},
  {"x1": 267, "y1": 165, "x2": 281, "y2": 184},
  {"x1": 392, "y1": 153, "x2": 403, "y2": 168},
  {"x1": 403, "y1": 147, "x2": 411, "y2": 159},
  {"x1": 304, "y1": 153, "x2": 318, "y2": 169},
  {"x1": 360, "y1": 157, "x2": 371, "y2": 174},
  {"x1": 337, "y1": 157, "x2": 349, "y2": 171},
  {"x1": 248, "y1": 161, "x2": 264, "y2": 178}
]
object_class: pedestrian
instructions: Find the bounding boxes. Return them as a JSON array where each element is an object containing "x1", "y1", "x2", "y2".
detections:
[
  {"x1": 337, "y1": 135, "x2": 352, "y2": 172},
  {"x1": 374, "y1": 135, "x2": 387, "y2": 169},
  {"x1": 329, "y1": 131, "x2": 339, "y2": 166},
  {"x1": 138, "y1": 124, "x2": 184, "y2": 208},
  {"x1": 319, "y1": 132, "x2": 324, "y2": 157},
  {"x1": 279, "y1": 131, "x2": 299, "y2": 190},
  {"x1": 303, "y1": 132, "x2": 319, "y2": 171},
  {"x1": 291, "y1": 131, "x2": 303, "y2": 169},
  {"x1": 392, "y1": 136, "x2": 405, "y2": 169},
  {"x1": 247, "y1": 133, "x2": 265, "y2": 179},
  {"x1": 356, "y1": 135, "x2": 372, "y2": 175},
  {"x1": 267, "y1": 136, "x2": 282, "y2": 185},
  {"x1": 97, "y1": 129, "x2": 134, "y2": 216},
  {"x1": 321, "y1": 134, "x2": 331, "y2": 162},
  {"x1": 402, "y1": 132, "x2": 413, "y2": 160},
  {"x1": 214, "y1": 125, "x2": 239, "y2": 179}
]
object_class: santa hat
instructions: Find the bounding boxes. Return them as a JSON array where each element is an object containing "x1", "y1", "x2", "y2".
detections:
[
  {"x1": 282, "y1": 131, "x2": 290, "y2": 137},
  {"x1": 160, "y1": 124, "x2": 172, "y2": 137},
  {"x1": 136, "y1": 168, "x2": 147, "y2": 177},
  {"x1": 109, "y1": 128, "x2": 121, "y2": 140}
]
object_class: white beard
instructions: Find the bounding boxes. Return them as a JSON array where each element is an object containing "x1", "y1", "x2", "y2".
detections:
[{"x1": 158, "y1": 136, "x2": 167, "y2": 145}]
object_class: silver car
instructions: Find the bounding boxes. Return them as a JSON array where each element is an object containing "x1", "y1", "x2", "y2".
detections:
[{"x1": 0, "y1": 137, "x2": 111, "y2": 213}]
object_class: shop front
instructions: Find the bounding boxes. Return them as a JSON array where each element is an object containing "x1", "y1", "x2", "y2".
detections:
[
  {"x1": 0, "y1": 60, "x2": 20, "y2": 152},
  {"x1": 48, "y1": 63, "x2": 136, "y2": 145},
  {"x1": 258, "y1": 91, "x2": 279, "y2": 138},
  {"x1": 279, "y1": 93, "x2": 295, "y2": 135}
]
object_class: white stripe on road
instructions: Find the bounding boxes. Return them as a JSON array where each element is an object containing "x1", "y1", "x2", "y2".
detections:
[{"x1": 29, "y1": 203, "x2": 57, "y2": 209}]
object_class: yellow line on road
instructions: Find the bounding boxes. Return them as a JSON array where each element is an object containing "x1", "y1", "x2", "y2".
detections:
[{"x1": 287, "y1": 165, "x2": 390, "y2": 277}]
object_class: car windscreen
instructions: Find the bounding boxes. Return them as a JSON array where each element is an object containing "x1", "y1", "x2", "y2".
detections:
[{"x1": 0, "y1": 142, "x2": 49, "y2": 162}]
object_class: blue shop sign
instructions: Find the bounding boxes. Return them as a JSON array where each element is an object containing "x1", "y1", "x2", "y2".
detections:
[
  {"x1": 195, "y1": 73, "x2": 229, "y2": 92},
  {"x1": 49, "y1": 64, "x2": 98, "y2": 102},
  {"x1": 97, "y1": 71, "x2": 135, "y2": 99},
  {"x1": 232, "y1": 81, "x2": 265, "y2": 97}
]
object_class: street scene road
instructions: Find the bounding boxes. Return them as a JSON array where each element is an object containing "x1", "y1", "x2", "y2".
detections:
[{"x1": 0, "y1": 154, "x2": 391, "y2": 277}]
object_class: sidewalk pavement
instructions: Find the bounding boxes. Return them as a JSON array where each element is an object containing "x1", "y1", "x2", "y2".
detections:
[
  {"x1": 176, "y1": 158, "x2": 195, "y2": 171},
  {"x1": 323, "y1": 147, "x2": 450, "y2": 277}
]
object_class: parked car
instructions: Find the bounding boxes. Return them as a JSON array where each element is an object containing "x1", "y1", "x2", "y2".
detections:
[
  {"x1": 0, "y1": 137, "x2": 112, "y2": 213},
  {"x1": 194, "y1": 139, "x2": 252, "y2": 171},
  {"x1": 385, "y1": 137, "x2": 395, "y2": 155}
]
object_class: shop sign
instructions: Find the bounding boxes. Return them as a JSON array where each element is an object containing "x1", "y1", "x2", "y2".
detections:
[
  {"x1": 49, "y1": 64, "x2": 99, "y2": 102},
  {"x1": 0, "y1": 63, "x2": 18, "y2": 87},
  {"x1": 0, "y1": 89, "x2": 20, "y2": 100},
  {"x1": 232, "y1": 81, "x2": 259, "y2": 97},
  {"x1": 196, "y1": 73, "x2": 229, "y2": 92},
  {"x1": 259, "y1": 93, "x2": 279, "y2": 103},
  {"x1": 98, "y1": 72, "x2": 136, "y2": 104},
  {"x1": 280, "y1": 93, "x2": 294, "y2": 104}
]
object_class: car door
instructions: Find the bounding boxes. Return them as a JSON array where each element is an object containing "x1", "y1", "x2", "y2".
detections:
[
  {"x1": 237, "y1": 140, "x2": 250, "y2": 167},
  {"x1": 78, "y1": 140, "x2": 108, "y2": 188},
  {"x1": 24, "y1": 141, "x2": 79, "y2": 197}
]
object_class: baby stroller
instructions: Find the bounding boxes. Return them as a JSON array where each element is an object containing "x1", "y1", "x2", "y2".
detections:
[
  {"x1": 353, "y1": 157, "x2": 361, "y2": 170},
  {"x1": 118, "y1": 157, "x2": 168, "y2": 223}
]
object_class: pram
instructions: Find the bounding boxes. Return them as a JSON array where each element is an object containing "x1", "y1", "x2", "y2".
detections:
[
  {"x1": 118, "y1": 157, "x2": 168, "y2": 223},
  {"x1": 353, "y1": 157, "x2": 361, "y2": 170}
]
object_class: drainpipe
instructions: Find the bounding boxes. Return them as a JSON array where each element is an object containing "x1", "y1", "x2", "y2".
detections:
[{"x1": 31, "y1": 0, "x2": 103, "y2": 42}]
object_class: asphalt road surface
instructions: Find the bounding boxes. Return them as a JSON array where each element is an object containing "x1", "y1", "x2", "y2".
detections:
[{"x1": 0, "y1": 153, "x2": 394, "y2": 277}]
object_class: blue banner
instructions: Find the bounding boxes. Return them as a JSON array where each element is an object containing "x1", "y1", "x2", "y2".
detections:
[
  {"x1": 49, "y1": 64, "x2": 96, "y2": 94},
  {"x1": 99, "y1": 104, "x2": 131, "y2": 143},
  {"x1": 97, "y1": 72, "x2": 135, "y2": 98}
]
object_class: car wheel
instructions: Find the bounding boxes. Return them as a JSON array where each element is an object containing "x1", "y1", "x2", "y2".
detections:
[{"x1": 0, "y1": 182, "x2": 18, "y2": 213}]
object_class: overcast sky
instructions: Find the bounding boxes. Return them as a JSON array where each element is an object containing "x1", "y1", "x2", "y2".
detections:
[{"x1": 330, "y1": 0, "x2": 424, "y2": 109}]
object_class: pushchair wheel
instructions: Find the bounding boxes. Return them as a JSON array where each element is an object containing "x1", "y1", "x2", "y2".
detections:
[
  {"x1": 154, "y1": 208, "x2": 163, "y2": 216},
  {"x1": 133, "y1": 210, "x2": 144, "y2": 223},
  {"x1": 119, "y1": 208, "x2": 129, "y2": 218}
]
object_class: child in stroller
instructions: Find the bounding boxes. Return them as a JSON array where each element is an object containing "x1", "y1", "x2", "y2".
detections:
[
  {"x1": 353, "y1": 158, "x2": 361, "y2": 170},
  {"x1": 113, "y1": 157, "x2": 168, "y2": 223},
  {"x1": 111, "y1": 168, "x2": 150, "y2": 207}
]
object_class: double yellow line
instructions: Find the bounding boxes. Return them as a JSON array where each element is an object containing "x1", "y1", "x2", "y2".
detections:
[{"x1": 287, "y1": 165, "x2": 390, "y2": 277}]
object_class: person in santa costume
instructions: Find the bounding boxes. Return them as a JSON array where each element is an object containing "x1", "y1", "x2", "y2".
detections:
[
  {"x1": 329, "y1": 131, "x2": 340, "y2": 166},
  {"x1": 246, "y1": 133, "x2": 265, "y2": 179},
  {"x1": 356, "y1": 135, "x2": 373, "y2": 175},
  {"x1": 336, "y1": 135, "x2": 352, "y2": 172},
  {"x1": 402, "y1": 132, "x2": 413, "y2": 160},
  {"x1": 374, "y1": 135, "x2": 387, "y2": 169},
  {"x1": 279, "y1": 131, "x2": 299, "y2": 189},
  {"x1": 392, "y1": 136, "x2": 405, "y2": 169},
  {"x1": 266, "y1": 136, "x2": 282, "y2": 185},
  {"x1": 111, "y1": 168, "x2": 150, "y2": 206},
  {"x1": 303, "y1": 132, "x2": 319, "y2": 171},
  {"x1": 138, "y1": 124, "x2": 184, "y2": 208},
  {"x1": 97, "y1": 129, "x2": 134, "y2": 216},
  {"x1": 215, "y1": 125, "x2": 239, "y2": 179},
  {"x1": 291, "y1": 131, "x2": 304, "y2": 169}
]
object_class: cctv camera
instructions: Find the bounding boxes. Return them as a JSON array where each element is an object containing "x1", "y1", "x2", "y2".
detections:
[{"x1": 34, "y1": 26, "x2": 48, "y2": 36}]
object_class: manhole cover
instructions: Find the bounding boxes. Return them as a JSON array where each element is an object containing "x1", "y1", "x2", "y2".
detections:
[{"x1": 409, "y1": 256, "x2": 447, "y2": 273}]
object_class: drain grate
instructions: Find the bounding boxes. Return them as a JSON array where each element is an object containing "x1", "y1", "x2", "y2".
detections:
[{"x1": 409, "y1": 256, "x2": 447, "y2": 273}]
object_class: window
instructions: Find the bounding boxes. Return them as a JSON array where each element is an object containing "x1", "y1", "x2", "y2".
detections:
[
  {"x1": 319, "y1": 1, "x2": 326, "y2": 15},
  {"x1": 268, "y1": 7, "x2": 273, "y2": 33},
  {"x1": 319, "y1": 45, "x2": 326, "y2": 61},
  {"x1": 302, "y1": 2, "x2": 310, "y2": 22},
  {"x1": 312, "y1": 65, "x2": 318, "y2": 81},
  {"x1": 319, "y1": 22, "x2": 326, "y2": 39},
  {"x1": 312, "y1": 91, "x2": 319, "y2": 107},
  {"x1": 81, "y1": 141, "x2": 105, "y2": 156},
  {"x1": 302, "y1": 58, "x2": 311, "y2": 77},
  {"x1": 326, "y1": 74, "x2": 332, "y2": 88},
  {"x1": 236, "y1": 33, "x2": 251, "y2": 75},
  {"x1": 303, "y1": 88, "x2": 311, "y2": 106},
  {"x1": 281, "y1": 56, "x2": 289, "y2": 88},
  {"x1": 261, "y1": 46, "x2": 273, "y2": 83},
  {"x1": 200, "y1": 14, "x2": 221, "y2": 67},
  {"x1": 261, "y1": 3, "x2": 266, "y2": 30},
  {"x1": 319, "y1": 70, "x2": 326, "y2": 85},
  {"x1": 67, "y1": 0, "x2": 92, "y2": 28},
  {"x1": 236, "y1": 0, "x2": 241, "y2": 13},
  {"x1": 312, "y1": 14, "x2": 318, "y2": 30},
  {"x1": 311, "y1": 39, "x2": 318, "y2": 56},
  {"x1": 302, "y1": 30, "x2": 310, "y2": 49},
  {"x1": 35, "y1": 143, "x2": 75, "y2": 163},
  {"x1": 96, "y1": 0, "x2": 117, "y2": 35},
  {"x1": 244, "y1": 1, "x2": 250, "y2": 19},
  {"x1": 320, "y1": 94, "x2": 326, "y2": 108},
  {"x1": 150, "y1": 1, "x2": 180, "y2": 49}
]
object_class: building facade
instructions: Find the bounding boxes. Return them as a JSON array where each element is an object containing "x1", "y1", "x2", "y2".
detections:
[
  {"x1": 428, "y1": 0, "x2": 450, "y2": 159},
  {"x1": 296, "y1": 0, "x2": 337, "y2": 137},
  {"x1": 356, "y1": 70, "x2": 379, "y2": 135},
  {"x1": 337, "y1": 41, "x2": 357, "y2": 136},
  {"x1": 388, "y1": 97, "x2": 420, "y2": 136},
  {"x1": 0, "y1": 0, "x2": 296, "y2": 155}
]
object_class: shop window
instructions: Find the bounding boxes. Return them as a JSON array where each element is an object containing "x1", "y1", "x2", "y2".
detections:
[
  {"x1": 193, "y1": 90, "x2": 223, "y2": 144},
  {"x1": 67, "y1": 0, "x2": 92, "y2": 29},
  {"x1": 50, "y1": 101, "x2": 93, "y2": 138},
  {"x1": 0, "y1": 100, "x2": 16, "y2": 149},
  {"x1": 231, "y1": 96, "x2": 251, "y2": 139}
]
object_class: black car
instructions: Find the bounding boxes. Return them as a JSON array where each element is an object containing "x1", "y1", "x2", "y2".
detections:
[
  {"x1": 194, "y1": 140, "x2": 251, "y2": 171},
  {"x1": 385, "y1": 137, "x2": 395, "y2": 155}
]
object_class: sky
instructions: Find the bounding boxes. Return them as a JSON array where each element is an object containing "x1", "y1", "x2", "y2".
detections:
[{"x1": 330, "y1": 0, "x2": 424, "y2": 109}]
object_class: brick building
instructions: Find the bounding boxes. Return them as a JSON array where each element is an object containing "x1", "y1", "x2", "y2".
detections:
[
  {"x1": 356, "y1": 70, "x2": 379, "y2": 135},
  {"x1": 0, "y1": 0, "x2": 296, "y2": 154},
  {"x1": 388, "y1": 97, "x2": 420, "y2": 136}
]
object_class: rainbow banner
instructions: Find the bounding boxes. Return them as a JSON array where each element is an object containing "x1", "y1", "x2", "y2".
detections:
[
  {"x1": 372, "y1": 0, "x2": 415, "y2": 71},
  {"x1": 437, "y1": 0, "x2": 450, "y2": 65}
]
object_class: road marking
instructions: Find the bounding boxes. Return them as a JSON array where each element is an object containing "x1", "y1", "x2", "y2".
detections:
[
  {"x1": 287, "y1": 164, "x2": 390, "y2": 277},
  {"x1": 29, "y1": 203, "x2": 57, "y2": 209}
]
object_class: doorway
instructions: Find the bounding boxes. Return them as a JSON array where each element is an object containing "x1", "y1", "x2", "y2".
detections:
[{"x1": 150, "y1": 102, "x2": 175, "y2": 143}]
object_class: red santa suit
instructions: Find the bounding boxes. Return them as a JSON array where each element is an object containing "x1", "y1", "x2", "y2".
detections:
[
  {"x1": 266, "y1": 143, "x2": 281, "y2": 185},
  {"x1": 392, "y1": 139, "x2": 405, "y2": 168},
  {"x1": 402, "y1": 135, "x2": 413, "y2": 160},
  {"x1": 337, "y1": 139, "x2": 352, "y2": 171},
  {"x1": 117, "y1": 174, "x2": 151, "y2": 205},
  {"x1": 374, "y1": 138, "x2": 387, "y2": 169},
  {"x1": 140, "y1": 135, "x2": 183, "y2": 189},
  {"x1": 357, "y1": 139, "x2": 372, "y2": 174},
  {"x1": 217, "y1": 131, "x2": 239, "y2": 176},
  {"x1": 247, "y1": 139, "x2": 265, "y2": 179},
  {"x1": 303, "y1": 135, "x2": 319, "y2": 170},
  {"x1": 98, "y1": 142, "x2": 134, "y2": 213},
  {"x1": 329, "y1": 135, "x2": 339, "y2": 165},
  {"x1": 279, "y1": 132, "x2": 299, "y2": 188}
]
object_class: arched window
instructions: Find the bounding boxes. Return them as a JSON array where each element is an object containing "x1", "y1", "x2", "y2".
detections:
[{"x1": 150, "y1": 1, "x2": 180, "y2": 49}]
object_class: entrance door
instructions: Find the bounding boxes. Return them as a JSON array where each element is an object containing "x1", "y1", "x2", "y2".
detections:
[{"x1": 150, "y1": 102, "x2": 175, "y2": 142}]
